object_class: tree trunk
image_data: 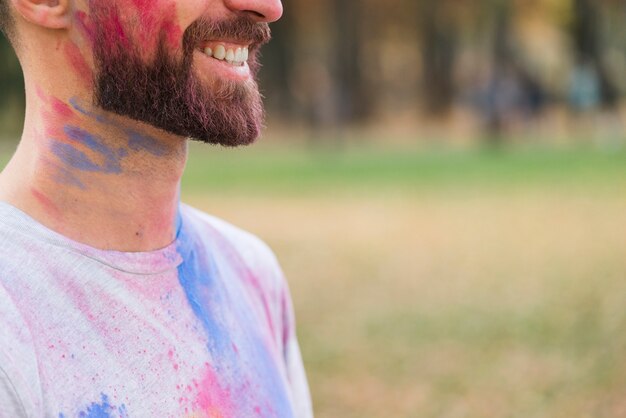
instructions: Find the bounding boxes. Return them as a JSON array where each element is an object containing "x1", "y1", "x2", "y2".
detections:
[
  {"x1": 572, "y1": 0, "x2": 619, "y2": 108},
  {"x1": 418, "y1": 1, "x2": 458, "y2": 117},
  {"x1": 333, "y1": 0, "x2": 371, "y2": 125}
]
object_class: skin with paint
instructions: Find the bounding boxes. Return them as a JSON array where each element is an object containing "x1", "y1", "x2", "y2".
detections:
[{"x1": 0, "y1": 0, "x2": 282, "y2": 252}]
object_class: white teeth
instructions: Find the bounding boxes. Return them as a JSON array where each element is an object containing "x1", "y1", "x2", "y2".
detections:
[
  {"x1": 225, "y1": 49, "x2": 235, "y2": 63},
  {"x1": 204, "y1": 44, "x2": 249, "y2": 65},
  {"x1": 213, "y1": 45, "x2": 226, "y2": 60}
]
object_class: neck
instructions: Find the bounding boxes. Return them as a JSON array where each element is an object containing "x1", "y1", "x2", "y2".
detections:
[{"x1": 0, "y1": 84, "x2": 188, "y2": 252}]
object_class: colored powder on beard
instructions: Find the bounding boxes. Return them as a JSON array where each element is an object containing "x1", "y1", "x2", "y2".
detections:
[{"x1": 126, "y1": 0, "x2": 182, "y2": 50}]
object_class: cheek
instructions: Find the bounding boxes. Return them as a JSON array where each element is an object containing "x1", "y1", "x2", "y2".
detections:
[
  {"x1": 125, "y1": 0, "x2": 183, "y2": 49},
  {"x1": 75, "y1": 0, "x2": 183, "y2": 53}
]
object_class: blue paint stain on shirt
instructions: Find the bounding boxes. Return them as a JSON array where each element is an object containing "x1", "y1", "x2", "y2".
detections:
[
  {"x1": 176, "y1": 215, "x2": 231, "y2": 359},
  {"x1": 174, "y1": 208, "x2": 297, "y2": 417},
  {"x1": 60, "y1": 393, "x2": 128, "y2": 418}
]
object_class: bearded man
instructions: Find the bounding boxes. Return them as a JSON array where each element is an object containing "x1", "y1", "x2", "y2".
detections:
[{"x1": 0, "y1": 0, "x2": 312, "y2": 416}]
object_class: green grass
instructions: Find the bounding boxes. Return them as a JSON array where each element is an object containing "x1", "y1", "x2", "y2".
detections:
[{"x1": 182, "y1": 143, "x2": 626, "y2": 195}]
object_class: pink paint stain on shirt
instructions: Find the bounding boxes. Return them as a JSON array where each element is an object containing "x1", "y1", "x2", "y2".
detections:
[
  {"x1": 64, "y1": 280, "x2": 97, "y2": 322},
  {"x1": 168, "y1": 348, "x2": 180, "y2": 371},
  {"x1": 191, "y1": 363, "x2": 236, "y2": 418}
]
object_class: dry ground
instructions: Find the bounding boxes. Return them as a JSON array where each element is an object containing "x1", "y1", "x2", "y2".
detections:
[{"x1": 186, "y1": 190, "x2": 626, "y2": 418}]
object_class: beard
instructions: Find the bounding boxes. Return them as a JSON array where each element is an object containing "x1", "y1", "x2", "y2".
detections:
[{"x1": 90, "y1": 12, "x2": 271, "y2": 146}]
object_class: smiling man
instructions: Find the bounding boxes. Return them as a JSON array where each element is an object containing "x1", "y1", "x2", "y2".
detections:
[{"x1": 0, "y1": 0, "x2": 312, "y2": 417}]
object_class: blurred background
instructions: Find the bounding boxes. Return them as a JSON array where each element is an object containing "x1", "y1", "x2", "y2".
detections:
[{"x1": 2, "y1": 0, "x2": 626, "y2": 416}]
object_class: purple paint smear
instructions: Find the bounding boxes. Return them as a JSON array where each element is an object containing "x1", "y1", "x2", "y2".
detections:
[
  {"x1": 70, "y1": 97, "x2": 169, "y2": 157},
  {"x1": 51, "y1": 126, "x2": 122, "y2": 174}
]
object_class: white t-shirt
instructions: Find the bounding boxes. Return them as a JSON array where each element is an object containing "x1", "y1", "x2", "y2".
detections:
[{"x1": 0, "y1": 202, "x2": 312, "y2": 418}]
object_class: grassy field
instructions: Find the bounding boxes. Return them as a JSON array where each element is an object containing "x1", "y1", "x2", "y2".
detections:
[
  {"x1": 182, "y1": 143, "x2": 626, "y2": 418},
  {"x1": 181, "y1": 142, "x2": 626, "y2": 195},
  {"x1": 3, "y1": 141, "x2": 626, "y2": 417}
]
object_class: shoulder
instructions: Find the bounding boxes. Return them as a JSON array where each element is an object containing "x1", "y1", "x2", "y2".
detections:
[
  {"x1": 180, "y1": 204, "x2": 291, "y2": 349},
  {"x1": 180, "y1": 203, "x2": 283, "y2": 281}
]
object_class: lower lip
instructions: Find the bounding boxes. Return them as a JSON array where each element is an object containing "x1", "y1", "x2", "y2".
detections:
[{"x1": 194, "y1": 50, "x2": 251, "y2": 82}]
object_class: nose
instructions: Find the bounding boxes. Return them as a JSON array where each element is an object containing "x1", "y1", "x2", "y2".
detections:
[{"x1": 223, "y1": 0, "x2": 283, "y2": 22}]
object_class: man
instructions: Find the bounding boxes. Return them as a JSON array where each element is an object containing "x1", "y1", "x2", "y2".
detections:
[{"x1": 0, "y1": 0, "x2": 312, "y2": 416}]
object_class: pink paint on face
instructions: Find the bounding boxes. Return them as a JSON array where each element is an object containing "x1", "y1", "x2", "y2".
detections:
[
  {"x1": 82, "y1": 0, "x2": 183, "y2": 58},
  {"x1": 126, "y1": 0, "x2": 182, "y2": 50}
]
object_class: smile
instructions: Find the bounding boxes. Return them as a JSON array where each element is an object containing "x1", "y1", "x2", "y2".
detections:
[{"x1": 200, "y1": 41, "x2": 250, "y2": 67}]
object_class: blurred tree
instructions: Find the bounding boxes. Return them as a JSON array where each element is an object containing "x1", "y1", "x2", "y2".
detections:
[
  {"x1": 417, "y1": 0, "x2": 458, "y2": 117},
  {"x1": 333, "y1": 0, "x2": 372, "y2": 125},
  {"x1": 571, "y1": 0, "x2": 619, "y2": 109}
]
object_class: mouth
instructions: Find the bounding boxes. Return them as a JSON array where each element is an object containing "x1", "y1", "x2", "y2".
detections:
[{"x1": 198, "y1": 40, "x2": 251, "y2": 67}]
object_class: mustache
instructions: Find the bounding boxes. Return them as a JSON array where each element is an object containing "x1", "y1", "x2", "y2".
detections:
[{"x1": 183, "y1": 17, "x2": 272, "y2": 54}]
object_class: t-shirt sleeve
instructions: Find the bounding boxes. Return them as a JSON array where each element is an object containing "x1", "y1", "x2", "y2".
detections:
[
  {"x1": 0, "y1": 286, "x2": 44, "y2": 418},
  {"x1": 280, "y1": 283, "x2": 314, "y2": 418},
  {"x1": 243, "y1": 236, "x2": 314, "y2": 417},
  {"x1": 192, "y1": 209, "x2": 314, "y2": 416}
]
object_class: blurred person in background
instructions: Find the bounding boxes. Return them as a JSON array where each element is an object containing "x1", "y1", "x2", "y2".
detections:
[{"x1": 0, "y1": 0, "x2": 312, "y2": 417}]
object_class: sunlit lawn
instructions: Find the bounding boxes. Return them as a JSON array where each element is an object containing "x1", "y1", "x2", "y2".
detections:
[
  {"x1": 2, "y1": 140, "x2": 626, "y2": 417},
  {"x1": 182, "y1": 142, "x2": 626, "y2": 418}
]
